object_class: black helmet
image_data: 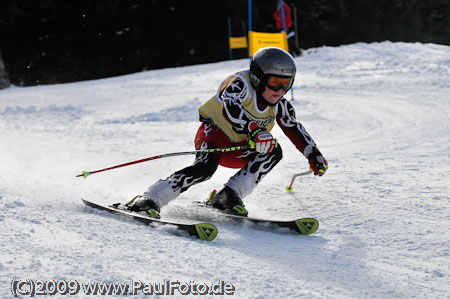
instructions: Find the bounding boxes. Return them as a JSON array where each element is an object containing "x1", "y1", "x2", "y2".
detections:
[{"x1": 249, "y1": 47, "x2": 296, "y2": 93}]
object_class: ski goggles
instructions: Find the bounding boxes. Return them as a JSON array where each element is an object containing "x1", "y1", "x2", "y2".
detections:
[{"x1": 266, "y1": 76, "x2": 294, "y2": 92}]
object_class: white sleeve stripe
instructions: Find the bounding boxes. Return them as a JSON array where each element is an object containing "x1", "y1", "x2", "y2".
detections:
[{"x1": 224, "y1": 103, "x2": 247, "y2": 125}]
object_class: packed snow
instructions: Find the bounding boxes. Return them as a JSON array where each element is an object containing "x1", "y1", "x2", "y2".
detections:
[{"x1": 1, "y1": 42, "x2": 449, "y2": 298}]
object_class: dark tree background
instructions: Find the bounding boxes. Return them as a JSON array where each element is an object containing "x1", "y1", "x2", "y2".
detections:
[{"x1": 0, "y1": 0, "x2": 449, "y2": 86}]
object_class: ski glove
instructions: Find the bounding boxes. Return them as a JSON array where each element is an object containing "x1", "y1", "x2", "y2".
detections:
[
  {"x1": 249, "y1": 121, "x2": 277, "y2": 154},
  {"x1": 306, "y1": 146, "x2": 328, "y2": 176}
]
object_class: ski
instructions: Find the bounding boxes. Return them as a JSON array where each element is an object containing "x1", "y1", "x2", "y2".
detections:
[
  {"x1": 81, "y1": 199, "x2": 218, "y2": 242},
  {"x1": 195, "y1": 201, "x2": 319, "y2": 235}
]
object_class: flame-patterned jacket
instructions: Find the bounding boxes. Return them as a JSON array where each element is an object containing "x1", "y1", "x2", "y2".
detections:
[{"x1": 198, "y1": 70, "x2": 316, "y2": 157}]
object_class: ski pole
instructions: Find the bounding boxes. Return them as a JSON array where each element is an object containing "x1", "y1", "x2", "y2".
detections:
[
  {"x1": 76, "y1": 144, "x2": 252, "y2": 179},
  {"x1": 285, "y1": 170, "x2": 313, "y2": 192}
]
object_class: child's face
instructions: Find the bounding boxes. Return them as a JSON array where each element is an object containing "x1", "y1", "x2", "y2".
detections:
[{"x1": 262, "y1": 85, "x2": 286, "y2": 104}]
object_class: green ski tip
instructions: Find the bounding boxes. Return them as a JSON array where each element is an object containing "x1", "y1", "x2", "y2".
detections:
[
  {"x1": 294, "y1": 218, "x2": 319, "y2": 235},
  {"x1": 232, "y1": 205, "x2": 248, "y2": 216},
  {"x1": 195, "y1": 223, "x2": 218, "y2": 241},
  {"x1": 82, "y1": 171, "x2": 91, "y2": 179}
]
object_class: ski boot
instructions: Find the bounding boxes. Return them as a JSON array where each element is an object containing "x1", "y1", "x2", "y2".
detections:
[
  {"x1": 206, "y1": 186, "x2": 248, "y2": 216},
  {"x1": 126, "y1": 195, "x2": 161, "y2": 219}
]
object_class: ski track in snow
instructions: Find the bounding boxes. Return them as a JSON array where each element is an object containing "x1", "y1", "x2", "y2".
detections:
[{"x1": 1, "y1": 42, "x2": 449, "y2": 298}]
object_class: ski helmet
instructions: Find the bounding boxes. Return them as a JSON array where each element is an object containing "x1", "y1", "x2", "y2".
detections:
[{"x1": 249, "y1": 47, "x2": 296, "y2": 93}]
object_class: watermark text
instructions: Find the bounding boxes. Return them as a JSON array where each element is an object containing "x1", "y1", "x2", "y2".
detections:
[{"x1": 11, "y1": 278, "x2": 235, "y2": 296}]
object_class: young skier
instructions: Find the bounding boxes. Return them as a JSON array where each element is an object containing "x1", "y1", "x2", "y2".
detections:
[{"x1": 129, "y1": 47, "x2": 327, "y2": 218}]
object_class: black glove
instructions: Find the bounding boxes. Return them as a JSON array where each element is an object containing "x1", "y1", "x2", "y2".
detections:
[{"x1": 307, "y1": 146, "x2": 328, "y2": 176}]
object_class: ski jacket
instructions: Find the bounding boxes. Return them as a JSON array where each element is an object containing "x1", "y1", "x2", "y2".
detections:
[
  {"x1": 198, "y1": 70, "x2": 316, "y2": 158},
  {"x1": 273, "y1": 3, "x2": 292, "y2": 31}
]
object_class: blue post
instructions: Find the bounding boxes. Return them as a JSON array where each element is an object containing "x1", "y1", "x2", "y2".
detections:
[
  {"x1": 280, "y1": 0, "x2": 287, "y2": 32},
  {"x1": 248, "y1": 0, "x2": 252, "y2": 32},
  {"x1": 228, "y1": 17, "x2": 233, "y2": 60},
  {"x1": 248, "y1": 0, "x2": 252, "y2": 59},
  {"x1": 280, "y1": 0, "x2": 294, "y2": 100}
]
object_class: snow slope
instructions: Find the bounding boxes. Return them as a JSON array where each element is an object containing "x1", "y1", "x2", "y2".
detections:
[{"x1": 1, "y1": 42, "x2": 449, "y2": 298}]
